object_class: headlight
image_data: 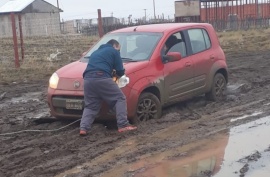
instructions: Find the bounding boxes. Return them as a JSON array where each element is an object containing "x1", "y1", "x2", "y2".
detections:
[
  {"x1": 49, "y1": 73, "x2": 59, "y2": 89},
  {"x1": 113, "y1": 75, "x2": 130, "y2": 88}
]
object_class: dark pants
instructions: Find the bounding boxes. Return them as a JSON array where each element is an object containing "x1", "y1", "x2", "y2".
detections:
[{"x1": 80, "y1": 77, "x2": 129, "y2": 131}]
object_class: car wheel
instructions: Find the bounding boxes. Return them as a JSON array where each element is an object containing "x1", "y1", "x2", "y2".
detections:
[
  {"x1": 206, "y1": 73, "x2": 227, "y2": 101},
  {"x1": 133, "y1": 92, "x2": 162, "y2": 124}
]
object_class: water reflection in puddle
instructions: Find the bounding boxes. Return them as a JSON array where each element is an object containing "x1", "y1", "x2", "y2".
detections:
[
  {"x1": 129, "y1": 116, "x2": 270, "y2": 177},
  {"x1": 230, "y1": 111, "x2": 263, "y2": 122}
]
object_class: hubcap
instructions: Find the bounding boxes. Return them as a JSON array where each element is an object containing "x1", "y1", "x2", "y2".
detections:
[
  {"x1": 215, "y1": 77, "x2": 226, "y2": 99},
  {"x1": 136, "y1": 98, "x2": 158, "y2": 121}
]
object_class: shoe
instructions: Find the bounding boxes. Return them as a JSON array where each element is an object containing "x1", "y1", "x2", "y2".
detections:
[
  {"x1": 79, "y1": 130, "x2": 87, "y2": 136},
  {"x1": 118, "y1": 125, "x2": 137, "y2": 133}
]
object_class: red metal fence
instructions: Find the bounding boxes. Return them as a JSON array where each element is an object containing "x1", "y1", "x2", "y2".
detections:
[{"x1": 200, "y1": 1, "x2": 270, "y2": 21}]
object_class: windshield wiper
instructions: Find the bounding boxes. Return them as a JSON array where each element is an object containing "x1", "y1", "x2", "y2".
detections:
[
  {"x1": 121, "y1": 57, "x2": 132, "y2": 60},
  {"x1": 121, "y1": 58, "x2": 138, "y2": 62}
]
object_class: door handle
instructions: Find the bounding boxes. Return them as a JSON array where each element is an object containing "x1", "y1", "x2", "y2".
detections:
[{"x1": 185, "y1": 62, "x2": 191, "y2": 67}]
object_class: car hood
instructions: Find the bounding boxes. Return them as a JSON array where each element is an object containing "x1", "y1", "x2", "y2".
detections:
[
  {"x1": 56, "y1": 61, "x2": 86, "y2": 79},
  {"x1": 56, "y1": 60, "x2": 149, "y2": 79},
  {"x1": 55, "y1": 60, "x2": 149, "y2": 91}
]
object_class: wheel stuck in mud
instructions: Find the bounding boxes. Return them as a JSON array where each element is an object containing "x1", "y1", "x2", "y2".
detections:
[
  {"x1": 206, "y1": 73, "x2": 227, "y2": 101},
  {"x1": 133, "y1": 92, "x2": 162, "y2": 123}
]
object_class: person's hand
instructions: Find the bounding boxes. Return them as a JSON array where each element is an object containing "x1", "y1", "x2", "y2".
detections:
[
  {"x1": 112, "y1": 70, "x2": 119, "y2": 83},
  {"x1": 112, "y1": 70, "x2": 117, "y2": 77}
]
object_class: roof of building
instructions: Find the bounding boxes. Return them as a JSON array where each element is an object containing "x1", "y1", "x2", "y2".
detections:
[
  {"x1": 0, "y1": 0, "x2": 62, "y2": 14},
  {"x1": 0, "y1": 0, "x2": 35, "y2": 13}
]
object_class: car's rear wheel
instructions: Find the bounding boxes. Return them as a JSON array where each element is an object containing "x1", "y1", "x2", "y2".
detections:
[
  {"x1": 132, "y1": 92, "x2": 162, "y2": 124},
  {"x1": 206, "y1": 73, "x2": 227, "y2": 101}
]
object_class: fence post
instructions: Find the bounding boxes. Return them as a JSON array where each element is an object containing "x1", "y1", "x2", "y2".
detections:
[
  {"x1": 18, "y1": 14, "x2": 24, "y2": 62},
  {"x1": 10, "y1": 13, "x2": 20, "y2": 68},
  {"x1": 97, "y1": 9, "x2": 104, "y2": 37}
]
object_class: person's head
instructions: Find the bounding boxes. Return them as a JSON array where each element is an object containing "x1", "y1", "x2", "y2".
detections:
[
  {"x1": 164, "y1": 35, "x2": 178, "y2": 52},
  {"x1": 107, "y1": 39, "x2": 121, "y2": 51}
]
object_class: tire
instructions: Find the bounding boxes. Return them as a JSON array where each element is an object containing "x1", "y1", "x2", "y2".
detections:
[
  {"x1": 206, "y1": 73, "x2": 227, "y2": 101},
  {"x1": 132, "y1": 92, "x2": 162, "y2": 124}
]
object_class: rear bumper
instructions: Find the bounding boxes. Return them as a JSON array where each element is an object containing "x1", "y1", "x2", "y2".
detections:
[{"x1": 47, "y1": 86, "x2": 139, "y2": 120}]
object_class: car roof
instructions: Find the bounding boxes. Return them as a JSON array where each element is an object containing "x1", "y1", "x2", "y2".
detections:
[{"x1": 110, "y1": 23, "x2": 210, "y2": 33}]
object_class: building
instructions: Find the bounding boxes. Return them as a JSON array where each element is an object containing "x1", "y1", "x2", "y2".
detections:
[
  {"x1": 0, "y1": 0, "x2": 62, "y2": 37},
  {"x1": 102, "y1": 17, "x2": 121, "y2": 26},
  {"x1": 63, "y1": 19, "x2": 92, "y2": 34},
  {"x1": 175, "y1": 0, "x2": 201, "y2": 22},
  {"x1": 174, "y1": 0, "x2": 270, "y2": 22},
  {"x1": 62, "y1": 17, "x2": 120, "y2": 35}
]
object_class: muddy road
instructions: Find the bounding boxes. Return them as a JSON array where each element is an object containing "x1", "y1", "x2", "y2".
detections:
[{"x1": 1, "y1": 50, "x2": 270, "y2": 177}]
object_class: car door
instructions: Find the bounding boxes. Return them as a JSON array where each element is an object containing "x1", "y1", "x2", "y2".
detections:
[
  {"x1": 163, "y1": 31, "x2": 195, "y2": 103},
  {"x1": 186, "y1": 28, "x2": 214, "y2": 93}
]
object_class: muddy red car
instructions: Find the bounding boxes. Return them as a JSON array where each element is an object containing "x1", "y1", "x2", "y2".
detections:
[{"x1": 47, "y1": 23, "x2": 228, "y2": 122}]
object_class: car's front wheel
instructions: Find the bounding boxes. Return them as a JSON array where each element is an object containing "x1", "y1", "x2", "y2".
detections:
[
  {"x1": 132, "y1": 92, "x2": 162, "y2": 124},
  {"x1": 206, "y1": 73, "x2": 227, "y2": 101}
]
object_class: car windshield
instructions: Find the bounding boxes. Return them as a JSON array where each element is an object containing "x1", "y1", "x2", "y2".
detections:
[{"x1": 81, "y1": 32, "x2": 162, "y2": 62}]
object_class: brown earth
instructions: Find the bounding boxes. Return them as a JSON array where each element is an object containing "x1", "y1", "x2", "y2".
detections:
[{"x1": 0, "y1": 30, "x2": 270, "y2": 177}]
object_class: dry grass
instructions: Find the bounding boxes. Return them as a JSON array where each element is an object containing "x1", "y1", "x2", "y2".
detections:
[
  {"x1": 218, "y1": 28, "x2": 270, "y2": 53},
  {"x1": 1, "y1": 28, "x2": 270, "y2": 83},
  {"x1": 0, "y1": 60, "x2": 63, "y2": 84},
  {"x1": 0, "y1": 35, "x2": 98, "y2": 83}
]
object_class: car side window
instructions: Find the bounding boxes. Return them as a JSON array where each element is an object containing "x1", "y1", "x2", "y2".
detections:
[
  {"x1": 202, "y1": 29, "x2": 211, "y2": 49},
  {"x1": 165, "y1": 32, "x2": 187, "y2": 57},
  {"x1": 188, "y1": 29, "x2": 211, "y2": 54}
]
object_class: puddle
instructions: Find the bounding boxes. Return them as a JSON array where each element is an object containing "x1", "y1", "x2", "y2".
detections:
[
  {"x1": 32, "y1": 111, "x2": 50, "y2": 119},
  {"x1": 264, "y1": 102, "x2": 270, "y2": 106},
  {"x1": 10, "y1": 92, "x2": 41, "y2": 103},
  {"x1": 230, "y1": 111, "x2": 263, "y2": 122},
  {"x1": 214, "y1": 116, "x2": 270, "y2": 177},
  {"x1": 0, "y1": 92, "x2": 41, "y2": 109},
  {"x1": 97, "y1": 116, "x2": 270, "y2": 177},
  {"x1": 226, "y1": 83, "x2": 246, "y2": 94}
]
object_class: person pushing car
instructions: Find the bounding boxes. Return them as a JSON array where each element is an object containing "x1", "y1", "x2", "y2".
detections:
[{"x1": 79, "y1": 39, "x2": 137, "y2": 136}]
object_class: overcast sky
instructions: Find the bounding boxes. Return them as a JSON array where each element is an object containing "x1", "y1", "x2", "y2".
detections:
[{"x1": 0, "y1": 0, "x2": 176, "y2": 20}]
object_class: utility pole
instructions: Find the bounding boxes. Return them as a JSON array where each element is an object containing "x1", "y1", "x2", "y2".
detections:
[
  {"x1": 153, "y1": 0, "x2": 156, "y2": 21},
  {"x1": 143, "y1": 9, "x2": 147, "y2": 23},
  {"x1": 56, "y1": 0, "x2": 61, "y2": 32},
  {"x1": 10, "y1": 13, "x2": 20, "y2": 68},
  {"x1": 128, "y1": 14, "x2": 132, "y2": 24},
  {"x1": 97, "y1": 9, "x2": 104, "y2": 37}
]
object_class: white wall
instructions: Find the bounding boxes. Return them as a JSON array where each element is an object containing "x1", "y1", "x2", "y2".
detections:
[
  {"x1": 175, "y1": 1, "x2": 200, "y2": 17},
  {"x1": 0, "y1": 12, "x2": 61, "y2": 38}
]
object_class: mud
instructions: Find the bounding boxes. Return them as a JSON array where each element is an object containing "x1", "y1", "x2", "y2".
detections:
[
  {"x1": 88, "y1": 116, "x2": 270, "y2": 177},
  {"x1": 1, "y1": 51, "x2": 270, "y2": 177}
]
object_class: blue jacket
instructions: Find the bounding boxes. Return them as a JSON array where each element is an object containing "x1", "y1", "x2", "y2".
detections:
[{"x1": 83, "y1": 44, "x2": 125, "y2": 78}]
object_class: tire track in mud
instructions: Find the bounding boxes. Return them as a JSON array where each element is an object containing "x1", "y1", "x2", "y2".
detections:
[{"x1": 0, "y1": 51, "x2": 270, "y2": 177}]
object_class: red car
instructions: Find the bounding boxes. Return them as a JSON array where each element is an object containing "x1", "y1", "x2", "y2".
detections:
[{"x1": 47, "y1": 23, "x2": 228, "y2": 122}]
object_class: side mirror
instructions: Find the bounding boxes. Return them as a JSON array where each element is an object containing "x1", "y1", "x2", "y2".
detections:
[{"x1": 166, "y1": 52, "x2": 182, "y2": 62}]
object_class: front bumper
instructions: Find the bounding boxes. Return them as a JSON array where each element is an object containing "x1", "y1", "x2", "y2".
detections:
[{"x1": 47, "y1": 86, "x2": 139, "y2": 120}]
